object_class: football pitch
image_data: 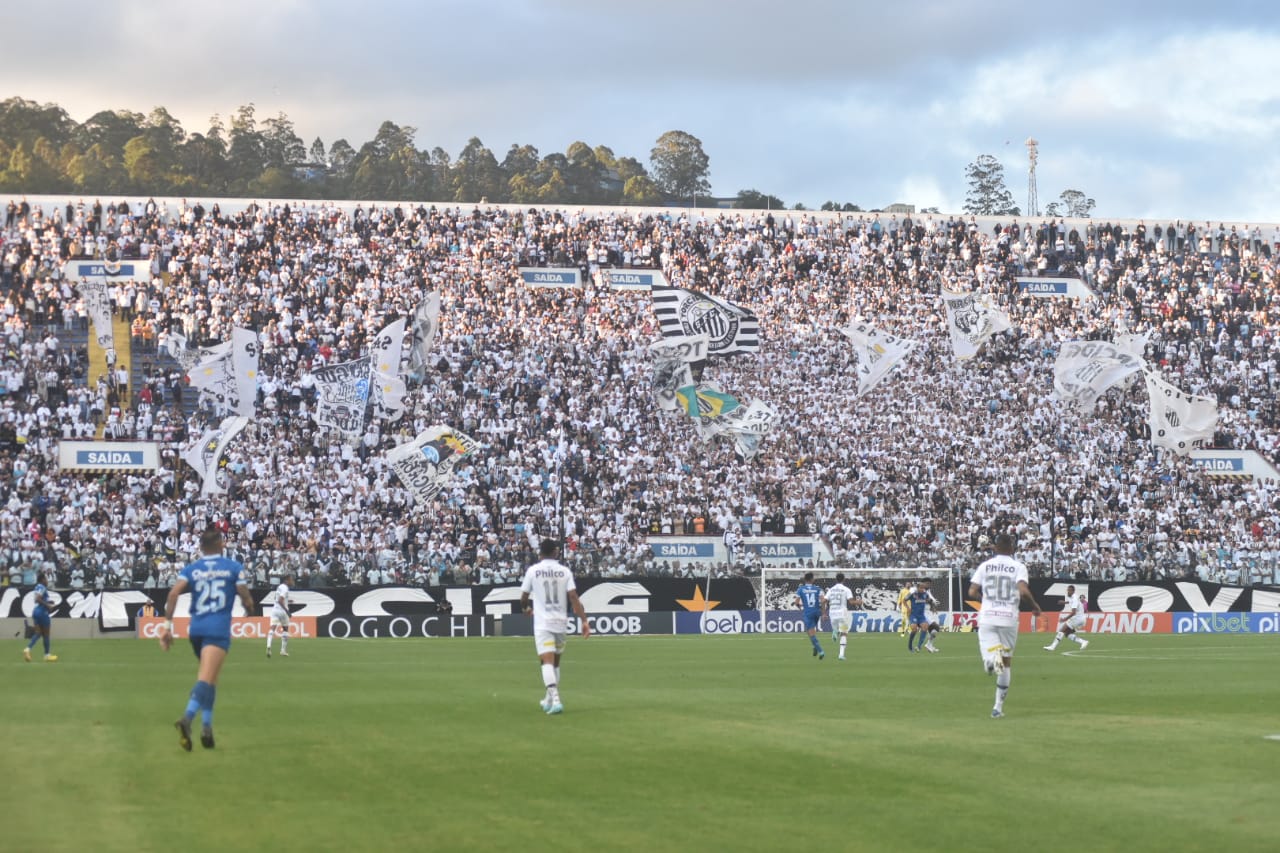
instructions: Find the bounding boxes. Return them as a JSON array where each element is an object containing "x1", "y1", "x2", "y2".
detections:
[{"x1": 3, "y1": 632, "x2": 1277, "y2": 853}]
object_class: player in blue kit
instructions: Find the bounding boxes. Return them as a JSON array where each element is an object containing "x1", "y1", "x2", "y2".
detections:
[
  {"x1": 158, "y1": 529, "x2": 254, "y2": 751},
  {"x1": 906, "y1": 580, "x2": 939, "y2": 654},
  {"x1": 793, "y1": 572, "x2": 825, "y2": 660},
  {"x1": 22, "y1": 573, "x2": 57, "y2": 662}
]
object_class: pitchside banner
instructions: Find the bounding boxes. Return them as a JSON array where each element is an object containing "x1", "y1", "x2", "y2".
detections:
[
  {"x1": 501, "y1": 613, "x2": 675, "y2": 636},
  {"x1": 137, "y1": 616, "x2": 318, "y2": 640},
  {"x1": 519, "y1": 267, "x2": 582, "y2": 288}
]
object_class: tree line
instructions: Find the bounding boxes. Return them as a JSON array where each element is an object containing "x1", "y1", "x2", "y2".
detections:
[{"x1": 0, "y1": 97, "x2": 723, "y2": 207}]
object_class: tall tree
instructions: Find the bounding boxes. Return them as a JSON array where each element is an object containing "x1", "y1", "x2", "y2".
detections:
[
  {"x1": 227, "y1": 103, "x2": 266, "y2": 188},
  {"x1": 649, "y1": 130, "x2": 711, "y2": 201},
  {"x1": 963, "y1": 154, "x2": 1020, "y2": 216},
  {"x1": 1057, "y1": 188, "x2": 1096, "y2": 218},
  {"x1": 309, "y1": 137, "x2": 327, "y2": 165},
  {"x1": 261, "y1": 112, "x2": 306, "y2": 169},
  {"x1": 451, "y1": 137, "x2": 504, "y2": 203},
  {"x1": 622, "y1": 175, "x2": 662, "y2": 205},
  {"x1": 736, "y1": 189, "x2": 785, "y2": 210}
]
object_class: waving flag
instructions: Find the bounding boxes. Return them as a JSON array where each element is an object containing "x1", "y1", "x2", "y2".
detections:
[
  {"x1": 1053, "y1": 340, "x2": 1144, "y2": 413},
  {"x1": 180, "y1": 416, "x2": 249, "y2": 496},
  {"x1": 314, "y1": 358, "x2": 371, "y2": 439},
  {"x1": 387, "y1": 425, "x2": 480, "y2": 504},
  {"x1": 652, "y1": 285, "x2": 759, "y2": 356},
  {"x1": 1144, "y1": 370, "x2": 1218, "y2": 455},
  {"x1": 407, "y1": 292, "x2": 441, "y2": 384},
  {"x1": 839, "y1": 321, "x2": 917, "y2": 397},
  {"x1": 942, "y1": 290, "x2": 1010, "y2": 360},
  {"x1": 369, "y1": 318, "x2": 407, "y2": 420}
]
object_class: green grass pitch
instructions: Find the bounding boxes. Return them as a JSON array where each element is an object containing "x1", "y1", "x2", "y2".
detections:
[{"x1": 3, "y1": 632, "x2": 1277, "y2": 852}]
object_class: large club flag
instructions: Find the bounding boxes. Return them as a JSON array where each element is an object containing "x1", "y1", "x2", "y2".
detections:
[
  {"x1": 725, "y1": 399, "x2": 780, "y2": 462},
  {"x1": 186, "y1": 342, "x2": 238, "y2": 415},
  {"x1": 1053, "y1": 340, "x2": 1144, "y2": 413},
  {"x1": 407, "y1": 292, "x2": 441, "y2": 384},
  {"x1": 675, "y1": 382, "x2": 743, "y2": 441},
  {"x1": 387, "y1": 425, "x2": 480, "y2": 504},
  {"x1": 942, "y1": 290, "x2": 1011, "y2": 360},
  {"x1": 369, "y1": 318, "x2": 407, "y2": 421},
  {"x1": 180, "y1": 416, "x2": 249, "y2": 496},
  {"x1": 839, "y1": 321, "x2": 917, "y2": 397},
  {"x1": 313, "y1": 358, "x2": 371, "y2": 439},
  {"x1": 1144, "y1": 370, "x2": 1218, "y2": 456},
  {"x1": 652, "y1": 285, "x2": 759, "y2": 356}
]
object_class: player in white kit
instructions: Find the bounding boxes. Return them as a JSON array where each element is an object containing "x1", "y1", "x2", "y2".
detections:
[
  {"x1": 823, "y1": 574, "x2": 862, "y2": 660},
  {"x1": 266, "y1": 574, "x2": 293, "y2": 658},
  {"x1": 1043, "y1": 585, "x2": 1090, "y2": 651},
  {"x1": 519, "y1": 539, "x2": 589, "y2": 715},
  {"x1": 968, "y1": 534, "x2": 1042, "y2": 719}
]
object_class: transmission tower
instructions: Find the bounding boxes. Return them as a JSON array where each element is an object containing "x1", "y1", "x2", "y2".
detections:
[{"x1": 1025, "y1": 137, "x2": 1039, "y2": 217}]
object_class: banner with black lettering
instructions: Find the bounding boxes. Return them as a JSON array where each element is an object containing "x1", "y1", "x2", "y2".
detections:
[
  {"x1": 186, "y1": 342, "x2": 238, "y2": 414},
  {"x1": 180, "y1": 415, "x2": 249, "y2": 495},
  {"x1": 231, "y1": 327, "x2": 260, "y2": 418},
  {"x1": 652, "y1": 285, "x2": 759, "y2": 357},
  {"x1": 649, "y1": 334, "x2": 708, "y2": 411},
  {"x1": 314, "y1": 358, "x2": 371, "y2": 439},
  {"x1": 839, "y1": 321, "x2": 917, "y2": 396},
  {"x1": 77, "y1": 276, "x2": 115, "y2": 351},
  {"x1": 724, "y1": 399, "x2": 780, "y2": 462},
  {"x1": 1144, "y1": 369, "x2": 1218, "y2": 455},
  {"x1": 942, "y1": 289, "x2": 1010, "y2": 360},
  {"x1": 387, "y1": 425, "x2": 480, "y2": 504},
  {"x1": 1053, "y1": 340, "x2": 1144, "y2": 413}
]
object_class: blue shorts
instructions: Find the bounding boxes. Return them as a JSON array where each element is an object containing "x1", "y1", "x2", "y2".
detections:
[
  {"x1": 910, "y1": 610, "x2": 928, "y2": 625},
  {"x1": 803, "y1": 612, "x2": 821, "y2": 631},
  {"x1": 32, "y1": 611, "x2": 51, "y2": 630},
  {"x1": 190, "y1": 636, "x2": 231, "y2": 658}
]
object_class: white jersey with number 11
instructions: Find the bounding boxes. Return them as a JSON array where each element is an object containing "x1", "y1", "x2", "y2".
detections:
[{"x1": 520, "y1": 559, "x2": 575, "y2": 633}]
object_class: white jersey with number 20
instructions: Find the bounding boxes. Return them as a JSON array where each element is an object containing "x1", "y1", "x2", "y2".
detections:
[
  {"x1": 520, "y1": 559, "x2": 575, "y2": 633},
  {"x1": 970, "y1": 554, "x2": 1029, "y2": 628}
]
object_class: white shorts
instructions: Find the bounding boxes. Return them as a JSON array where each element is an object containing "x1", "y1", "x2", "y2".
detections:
[
  {"x1": 1061, "y1": 615, "x2": 1086, "y2": 631},
  {"x1": 830, "y1": 613, "x2": 852, "y2": 634},
  {"x1": 534, "y1": 630, "x2": 566, "y2": 656},
  {"x1": 270, "y1": 611, "x2": 290, "y2": 628},
  {"x1": 977, "y1": 624, "x2": 1019, "y2": 665}
]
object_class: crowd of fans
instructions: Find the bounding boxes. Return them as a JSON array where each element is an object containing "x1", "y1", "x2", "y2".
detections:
[{"x1": 2, "y1": 195, "x2": 1278, "y2": 591}]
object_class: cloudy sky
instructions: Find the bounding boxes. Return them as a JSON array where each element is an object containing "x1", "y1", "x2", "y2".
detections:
[{"x1": 8, "y1": 0, "x2": 1280, "y2": 220}]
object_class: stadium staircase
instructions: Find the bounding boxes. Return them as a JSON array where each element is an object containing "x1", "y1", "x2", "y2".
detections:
[{"x1": 87, "y1": 313, "x2": 134, "y2": 438}]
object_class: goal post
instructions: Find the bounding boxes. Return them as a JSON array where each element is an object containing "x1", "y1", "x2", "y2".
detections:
[{"x1": 756, "y1": 567, "x2": 959, "y2": 634}]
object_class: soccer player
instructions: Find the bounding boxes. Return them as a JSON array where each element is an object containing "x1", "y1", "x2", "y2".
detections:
[
  {"x1": 793, "y1": 572, "x2": 825, "y2": 660},
  {"x1": 905, "y1": 580, "x2": 940, "y2": 653},
  {"x1": 823, "y1": 573, "x2": 862, "y2": 661},
  {"x1": 266, "y1": 573, "x2": 293, "y2": 658},
  {"x1": 1044, "y1": 585, "x2": 1090, "y2": 651},
  {"x1": 158, "y1": 529, "x2": 255, "y2": 751},
  {"x1": 519, "y1": 539, "x2": 589, "y2": 716},
  {"x1": 22, "y1": 573, "x2": 57, "y2": 662},
  {"x1": 969, "y1": 533, "x2": 1041, "y2": 718},
  {"x1": 896, "y1": 582, "x2": 915, "y2": 637}
]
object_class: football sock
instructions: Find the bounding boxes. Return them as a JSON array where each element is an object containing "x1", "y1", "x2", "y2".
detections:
[
  {"x1": 281, "y1": 635, "x2": 288, "y2": 654},
  {"x1": 27, "y1": 634, "x2": 39, "y2": 650},
  {"x1": 554, "y1": 666, "x2": 560, "y2": 686},
  {"x1": 202, "y1": 686, "x2": 216, "y2": 727},
  {"x1": 1070, "y1": 634, "x2": 1085, "y2": 644},
  {"x1": 1054, "y1": 631, "x2": 1065, "y2": 643},
  {"x1": 541, "y1": 663, "x2": 556, "y2": 692},
  {"x1": 185, "y1": 680, "x2": 213, "y2": 721},
  {"x1": 839, "y1": 636, "x2": 847, "y2": 655},
  {"x1": 994, "y1": 670, "x2": 1011, "y2": 711},
  {"x1": 42, "y1": 635, "x2": 50, "y2": 654},
  {"x1": 809, "y1": 634, "x2": 821, "y2": 652}
]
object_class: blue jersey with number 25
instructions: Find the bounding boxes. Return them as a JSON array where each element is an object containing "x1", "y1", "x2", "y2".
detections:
[{"x1": 180, "y1": 555, "x2": 244, "y2": 639}]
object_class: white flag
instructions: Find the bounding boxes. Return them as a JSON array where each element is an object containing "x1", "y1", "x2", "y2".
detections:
[
  {"x1": 313, "y1": 358, "x2": 371, "y2": 439},
  {"x1": 180, "y1": 416, "x2": 249, "y2": 496},
  {"x1": 186, "y1": 342, "x2": 238, "y2": 414},
  {"x1": 407, "y1": 292, "x2": 441, "y2": 383},
  {"x1": 1053, "y1": 340, "x2": 1144, "y2": 413},
  {"x1": 724, "y1": 400, "x2": 780, "y2": 461},
  {"x1": 942, "y1": 290, "x2": 1011, "y2": 360},
  {"x1": 1144, "y1": 370, "x2": 1218, "y2": 455},
  {"x1": 652, "y1": 285, "x2": 759, "y2": 356},
  {"x1": 231, "y1": 328, "x2": 260, "y2": 418},
  {"x1": 369, "y1": 318, "x2": 407, "y2": 420},
  {"x1": 649, "y1": 333, "x2": 709, "y2": 411},
  {"x1": 839, "y1": 321, "x2": 917, "y2": 397},
  {"x1": 387, "y1": 425, "x2": 480, "y2": 504}
]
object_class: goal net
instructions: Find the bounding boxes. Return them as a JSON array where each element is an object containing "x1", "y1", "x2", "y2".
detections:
[{"x1": 756, "y1": 567, "x2": 959, "y2": 634}]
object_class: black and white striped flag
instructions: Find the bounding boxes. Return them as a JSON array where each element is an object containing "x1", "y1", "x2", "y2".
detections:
[{"x1": 652, "y1": 285, "x2": 759, "y2": 357}]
